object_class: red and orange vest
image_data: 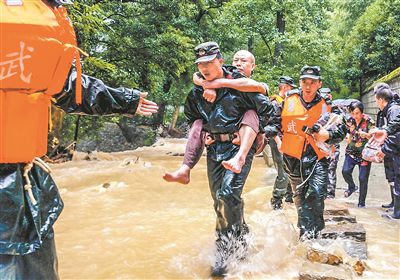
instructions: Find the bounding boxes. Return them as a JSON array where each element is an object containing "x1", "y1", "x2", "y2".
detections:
[
  {"x1": 0, "y1": 0, "x2": 81, "y2": 163},
  {"x1": 281, "y1": 91, "x2": 331, "y2": 160}
]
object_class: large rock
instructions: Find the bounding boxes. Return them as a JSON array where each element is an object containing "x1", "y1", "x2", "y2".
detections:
[
  {"x1": 299, "y1": 261, "x2": 354, "y2": 280},
  {"x1": 321, "y1": 223, "x2": 366, "y2": 242},
  {"x1": 324, "y1": 208, "x2": 350, "y2": 216},
  {"x1": 324, "y1": 215, "x2": 357, "y2": 224},
  {"x1": 307, "y1": 239, "x2": 367, "y2": 260},
  {"x1": 77, "y1": 122, "x2": 156, "y2": 152}
]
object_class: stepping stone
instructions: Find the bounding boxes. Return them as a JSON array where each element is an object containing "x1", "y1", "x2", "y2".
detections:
[
  {"x1": 324, "y1": 208, "x2": 350, "y2": 216},
  {"x1": 321, "y1": 223, "x2": 366, "y2": 242},
  {"x1": 324, "y1": 215, "x2": 357, "y2": 223},
  {"x1": 308, "y1": 239, "x2": 368, "y2": 260},
  {"x1": 299, "y1": 261, "x2": 353, "y2": 280}
]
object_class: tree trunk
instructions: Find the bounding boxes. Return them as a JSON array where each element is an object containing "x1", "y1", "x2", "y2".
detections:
[
  {"x1": 152, "y1": 76, "x2": 173, "y2": 127},
  {"x1": 153, "y1": 102, "x2": 166, "y2": 127},
  {"x1": 169, "y1": 105, "x2": 180, "y2": 132},
  {"x1": 273, "y1": 10, "x2": 285, "y2": 65},
  {"x1": 247, "y1": 36, "x2": 254, "y2": 53}
]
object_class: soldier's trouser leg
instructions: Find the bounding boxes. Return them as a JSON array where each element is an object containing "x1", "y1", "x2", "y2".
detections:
[
  {"x1": 288, "y1": 161, "x2": 328, "y2": 238},
  {"x1": 327, "y1": 150, "x2": 340, "y2": 197},
  {"x1": 207, "y1": 147, "x2": 255, "y2": 270},
  {"x1": 383, "y1": 157, "x2": 395, "y2": 207},
  {"x1": 0, "y1": 164, "x2": 63, "y2": 280},
  {"x1": 285, "y1": 182, "x2": 293, "y2": 201},
  {"x1": 269, "y1": 138, "x2": 288, "y2": 207},
  {"x1": 0, "y1": 234, "x2": 59, "y2": 280},
  {"x1": 391, "y1": 156, "x2": 400, "y2": 219}
]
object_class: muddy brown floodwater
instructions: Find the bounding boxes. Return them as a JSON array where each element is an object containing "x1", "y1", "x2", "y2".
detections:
[{"x1": 51, "y1": 139, "x2": 399, "y2": 279}]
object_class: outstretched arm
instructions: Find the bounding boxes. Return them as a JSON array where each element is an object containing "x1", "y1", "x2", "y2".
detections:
[
  {"x1": 54, "y1": 70, "x2": 158, "y2": 117},
  {"x1": 202, "y1": 78, "x2": 268, "y2": 95}
]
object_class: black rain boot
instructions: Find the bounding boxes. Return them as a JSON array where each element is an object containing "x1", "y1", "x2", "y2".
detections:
[
  {"x1": 382, "y1": 185, "x2": 394, "y2": 208},
  {"x1": 211, "y1": 259, "x2": 227, "y2": 278},
  {"x1": 271, "y1": 197, "x2": 283, "y2": 210},
  {"x1": 211, "y1": 236, "x2": 228, "y2": 278},
  {"x1": 285, "y1": 183, "x2": 294, "y2": 203},
  {"x1": 382, "y1": 194, "x2": 400, "y2": 220},
  {"x1": 285, "y1": 194, "x2": 294, "y2": 203},
  {"x1": 391, "y1": 194, "x2": 400, "y2": 219}
]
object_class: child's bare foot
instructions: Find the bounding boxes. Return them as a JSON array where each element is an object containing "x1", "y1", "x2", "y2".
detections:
[
  {"x1": 163, "y1": 165, "x2": 191, "y2": 184},
  {"x1": 222, "y1": 155, "x2": 245, "y2": 174}
]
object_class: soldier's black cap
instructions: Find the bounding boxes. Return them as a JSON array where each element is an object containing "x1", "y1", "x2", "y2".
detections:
[
  {"x1": 278, "y1": 76, "x2": 296, "y2": 87},
  {"x1": 300, "y1": 65, "x2": 321, "y2": 80},
  {"x1": 194, "y1": 42, "x2": 221, "y2": 64}
]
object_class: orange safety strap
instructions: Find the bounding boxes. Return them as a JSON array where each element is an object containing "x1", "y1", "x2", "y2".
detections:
[
  {"x1": 54, "y1": 6, "x2": 87, "y2": 105},
  {"x1": 75, "y1": 50, "x2": 82, "y2": 104},
  {"x1": 49, "y1": 105, "x2": 53, "y2": 132},
  {"x1": 62, "y1": 44, "x2": 88, "y2": 104}
]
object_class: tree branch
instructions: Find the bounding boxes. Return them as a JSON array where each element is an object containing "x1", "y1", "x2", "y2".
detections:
[{"x1": 260, "y1": 33, "x2": 274, "y2": 62}]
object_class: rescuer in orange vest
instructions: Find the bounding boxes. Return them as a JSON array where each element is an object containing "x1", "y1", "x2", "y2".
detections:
[
  {"x1": 269, "y1": 76, "x2": 296, "y2": 210},
  {"x1": 280, "y1": 66, "x2": 346, "y2": 238},
  {"x1": 0, "y1": 1, "x2": 158, "y2": 278}
]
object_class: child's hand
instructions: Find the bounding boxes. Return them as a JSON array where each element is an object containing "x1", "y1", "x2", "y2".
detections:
[
  {"x1": 193, "y1": 73, "x2": 204, "y2": 86},
  {"x1": 203, "y1": 89, "x2": 217, "y2": 103}
]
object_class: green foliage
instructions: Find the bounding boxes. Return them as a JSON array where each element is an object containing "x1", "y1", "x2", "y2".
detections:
[
  {"x1": 60, "y1": 0, "x2": 399, "y2": 146},
  {"x1": 338, "y1": 0, "x2": 400, "y2": 93},
  {"x1": 143, "y1": 130, "x2": 157, "y2": 146}
]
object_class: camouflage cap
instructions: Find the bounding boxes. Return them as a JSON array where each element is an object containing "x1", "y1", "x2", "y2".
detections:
[
  {"x1": 194, "y1": 42, "x2": 221, "y2": 64},
  {"x1": 279, "y1": 76, "x2": 296, "y2": 87},
  {"x1": 300, "y1": 65, "x2": 321, "y2": 80}
]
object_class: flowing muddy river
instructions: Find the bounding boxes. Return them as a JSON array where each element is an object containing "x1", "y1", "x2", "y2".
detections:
[{"x1": 51, "y1": 139, "x2": 399, "y2": 279}]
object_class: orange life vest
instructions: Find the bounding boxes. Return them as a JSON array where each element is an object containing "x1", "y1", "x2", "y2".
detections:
[
  {"x1": 0, "y1": 0, "x2": 81, "y2": 163},
  {"x1": 281, "y1": 91, "x2": 331, "y2": 160}
]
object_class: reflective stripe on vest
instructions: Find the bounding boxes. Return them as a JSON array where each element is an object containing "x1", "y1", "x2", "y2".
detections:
[
  {"x1": 281, "y1": 93, "x2": 331, "y2": 160},
  {"x1": 0, "y1": 1, "x2": 79, "y2": 163}
]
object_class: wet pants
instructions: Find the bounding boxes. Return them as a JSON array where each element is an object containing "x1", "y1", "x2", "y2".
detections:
[
  {"x1": 287, "y1": 160, "x2": 329, "y2": 237},
  {"x1": 327, "y1": 147, "x2": 340, "y2": 197},
  {"x1": 391, "y1": 156, "x2": 400, "y2": 218},
  {"x1": 342, "y1": 155, "x2": 371, "y2": 206},
  {"x1": 183, "y1": 119, "x2": 205, "y2": 169},
  {"x1": 269, "y1": 137, "x2": 288, "y2": 200},
  {"x1": 0, "y1": 235, "x2": 59, "y2": 280},
  {"x1": 0, "y1": 163, "x2": 63, "y2": 280},
  {"x1": 206, "y1": 144, "x2": 255, "y2": 234}
]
